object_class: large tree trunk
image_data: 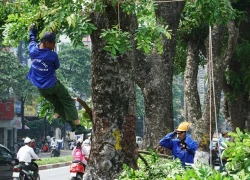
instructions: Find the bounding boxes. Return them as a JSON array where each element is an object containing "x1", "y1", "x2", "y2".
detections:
[
  {"x1": 194, "y1": 22, "x2": 239, "y2": 153},
  {"x1": 184, "y1": 36, "x2": 202, "y2": 124},
  {"x1": 84, "y1": 5, "x2": 137, "y2": 179},
  {"x1": 222, "y1": 7, "x2": 250, "y2": 132},
  {"x1": 183, "y1": 35, "x2": 206, "y2": 165},
  {"x1": 193, "y1": 22, "x2": 239, "y2": 165},
  {"x1": 135, "y1": 1, "x2": 185, "y2": 149},
  {"x1": 222, "y1": 94, "x2": 248, "y2": 131}
]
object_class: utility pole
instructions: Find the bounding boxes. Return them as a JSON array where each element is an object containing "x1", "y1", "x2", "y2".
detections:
[
  {"x1": 21, "y1": 97, "x2": 25, "y2": 130},
  {"x1": 44, "y1": 115, "x2": 47, "y2": 137}
]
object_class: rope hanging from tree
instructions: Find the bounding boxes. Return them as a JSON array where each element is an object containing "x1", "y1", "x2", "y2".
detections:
[{"x1": 208, "y1": 25, "x2": 223, "y2": 167}]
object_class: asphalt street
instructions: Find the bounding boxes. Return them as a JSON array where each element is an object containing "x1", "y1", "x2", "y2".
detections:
[{"x1": 40, "y1": 166, "x2": 70, "y2": 180}]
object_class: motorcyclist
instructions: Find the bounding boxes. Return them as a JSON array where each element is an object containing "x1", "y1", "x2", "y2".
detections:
[
  {"x1": 82, "y1": 138, "x2": 91, "y2": 164},
  {"x1": 159, "y1": 122, "x2": 198, "y2": 166},
  {"x1": 31, "y1": 139, "x2": 36, "y2": 151},
  {"x1": 50, "y1": 137, "x2": 57, "y2": 148},
  {"x1": 72, "y1": 138, "x2": 91, "y2": 166},
  {"x1": 17, "y1": 137, "x2": 40, "y2": 179}
]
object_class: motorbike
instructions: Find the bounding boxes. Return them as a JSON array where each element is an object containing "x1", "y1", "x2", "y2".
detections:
[
  {"x1": 69, "y1": 141, "x2": 75, "y2": 150},
  {"x1": 51, "y1": 145, "x2": 60, "y2": 157},
  {"x1": 12, "y1": 159, "x2": 40, "y2": 180},
  {"x1": 69, "y1": 160, "x2": 86, "y2": 180}
]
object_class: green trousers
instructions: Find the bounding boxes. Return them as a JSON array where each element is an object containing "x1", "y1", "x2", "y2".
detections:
[{"x1": 38, "y1": 80, "x2": 78, "y2": 126}]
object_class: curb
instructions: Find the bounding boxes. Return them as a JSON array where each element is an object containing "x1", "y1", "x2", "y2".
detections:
[{"x1": 39, "y1": 161, "x2": 72, "y2": 170}]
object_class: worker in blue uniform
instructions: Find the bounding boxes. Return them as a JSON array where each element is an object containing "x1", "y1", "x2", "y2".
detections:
[{"x1": 159, "y1": 122, "x2": 198, "y2": 166}]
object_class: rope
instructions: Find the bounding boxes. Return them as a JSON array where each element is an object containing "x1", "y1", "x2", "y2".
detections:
[
  {"x1": 208, "y1": 26, "x2": 213, "y2": 167},
  {"x1": 118, "y1": 1, "x2": 120, "y2": 30},
  {"x1": 208, "y1": 25, "x2": 223, "y2": 167},
  {"x1": 210, "y1": 29, "x2": 221, "y2": 167}
]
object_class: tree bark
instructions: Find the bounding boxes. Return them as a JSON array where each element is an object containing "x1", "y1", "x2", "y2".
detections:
[
  {"x1": 84, "y1": 5, "x2": 137, "y2": 179},
  {"x1": 184, "y1": 35, "x2": 202, "y2": 124},
  {"x1": 222, "y1": 93, "x2": 248, "y2": 131},
  {"x1": 222, "y1": 8, "x2": 250, "y2": 132},
  {"x1": 197, "y1": 22, "x2": 239, "y2": 151},
  {"x1": 134, "y1": 1, "x2": 186, "y2": 149}
]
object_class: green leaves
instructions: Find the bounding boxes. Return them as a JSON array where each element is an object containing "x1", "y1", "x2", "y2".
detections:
[
  {"x1": 0, "y1": 50, "x2": 36, "y2": 100},
  {"x1": 119, "y1": 150, "x2": 185, "y2": 179},
  {"x1": 2, "y1": 0, "x2": 171, "y2": 57},
  {"x1": 223, "y1": 128, "x2": 250, "y2": 174},
  {"x1": 135, "y1": 24, "x2": 170, "y2": 54},
  {"x1": 195, "y1": 0, "x2": 236, "y2": 25},
  {"x1": 225, "y1": 40, "x2": 250, "y2": 96},
  {"x1": 179, "y1": 0, "x2": 241, "y2": 38},
  {"x1": 57, "y1": 43, "x2": 92, "y2": 97},
  {"x1": 66, "y1": 14, "x2": 76, "y2": 27},
  {"x1": 118, "y1": 130, "x2": 250, "y2": 179},
  {"x1": 2, "y1": 0, "x2": 97, "y2": 47},
  {"x1": 101, "y1": 25, "x2": 132, "y2": 58},
  {"x1": 135, "y1": 0, "x2": 171, "y2": 54}
]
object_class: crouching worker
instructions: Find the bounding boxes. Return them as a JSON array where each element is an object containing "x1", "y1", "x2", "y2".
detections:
[{"x1": 159, "y1": 122, "x2": 198, "y2": 167}]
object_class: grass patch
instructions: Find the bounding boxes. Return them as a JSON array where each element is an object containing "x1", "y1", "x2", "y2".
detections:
[{"x1": 37, "y1": 156, "x2": 73, "y2": 166}]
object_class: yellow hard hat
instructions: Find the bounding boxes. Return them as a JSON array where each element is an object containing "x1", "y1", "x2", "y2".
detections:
[{"x1": 176, "y1": 122, "x2": 190, "y2": 132}]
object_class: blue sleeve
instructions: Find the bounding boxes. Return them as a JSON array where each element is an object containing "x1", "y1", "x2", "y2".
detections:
[
  {"x1": 185, "y1": 135, "x2": 198, "y2": 154},
  {"x1": 29, "y1": 29, "x2": 37, "y2": 44},
  {"x1": 54, "y1": 54, "x2": 60, "y2": 70},
  {"x1": 28, "y1": 29, "x2": 37, "y2": 54},
  {"x1": 159, "y1": 132, "x2": 175, "y2": 149}
]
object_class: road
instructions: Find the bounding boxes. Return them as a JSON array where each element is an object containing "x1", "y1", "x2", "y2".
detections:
[
  {"x1": 39, "y1": 150, "x2": 72, "y2": 158},
  {"x1": 40, "y1": 166, "x2": 70, "y2": 180}
]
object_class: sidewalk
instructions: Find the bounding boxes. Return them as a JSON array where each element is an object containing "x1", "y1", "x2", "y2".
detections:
[{"x1": 39, "y1": 161, "x2": 72, "y2": 170}]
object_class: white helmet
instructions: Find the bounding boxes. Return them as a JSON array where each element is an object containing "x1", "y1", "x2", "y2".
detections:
[
  {"x1": 24, "y1": 137, "x2": 32, "y2": 144},
  {"x1": 83, "y1": 139, "x2": 91, "y2": 145},
  {"x1": 77, "y1": 138, "x2": 83, "y2": 143}
]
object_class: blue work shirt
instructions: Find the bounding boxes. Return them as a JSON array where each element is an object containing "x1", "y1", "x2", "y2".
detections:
[
  {"x1": 159, "y1": 132, "x2": 198, "y2": 165},
  {"x1": 26, "y1": 29, "x2": 60, "y2": 89}
]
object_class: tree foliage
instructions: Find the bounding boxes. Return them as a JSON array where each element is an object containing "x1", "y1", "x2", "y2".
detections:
[
  {"x1": 225, "y1": 41, "x2": 250, "y2": 98},
  {"x1": 0, "y1": 1, "x2": 14, "y2": 44},
  {"x1": 2, "y1": 0, "x2": 170, "y2": 57},
  {"x1": 0, "y1": 51, "x2": 20, "y2": 99},
  {"x1": 57, "y1": 43, "x2": 92, "y2": 97},
  {"x1": 17, "y1": 119, "x2": 65, "y2": 141},
  {"x1": 224, "y1": 128, "x2": 250, "y2": 175},
  {"x1": 0, "y1": 50, "x2": 36, "y2": 101},
  {"x1": 119, "y1": 149, "x2": 250, "y2": 179}
]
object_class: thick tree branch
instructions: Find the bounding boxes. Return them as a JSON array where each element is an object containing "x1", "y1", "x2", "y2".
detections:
[
  {"x1": 138, "y1": 153, "x2": 149, "y2": 170},
  {"x1": 138, "y1": 150, "x2": 171, "y2": 158},
  {"x1": 76, "y1": 97, "x2": 92, "y2": 122}
]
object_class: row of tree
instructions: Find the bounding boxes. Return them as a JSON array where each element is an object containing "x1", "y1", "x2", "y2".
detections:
[{"x1": 1, "y1": 0, "x2": 250, "y2": 179}]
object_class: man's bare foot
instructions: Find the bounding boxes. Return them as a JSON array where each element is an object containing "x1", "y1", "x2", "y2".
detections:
[{"x1": 53, "y1": 113, "x2": 60, "y2": 118}]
